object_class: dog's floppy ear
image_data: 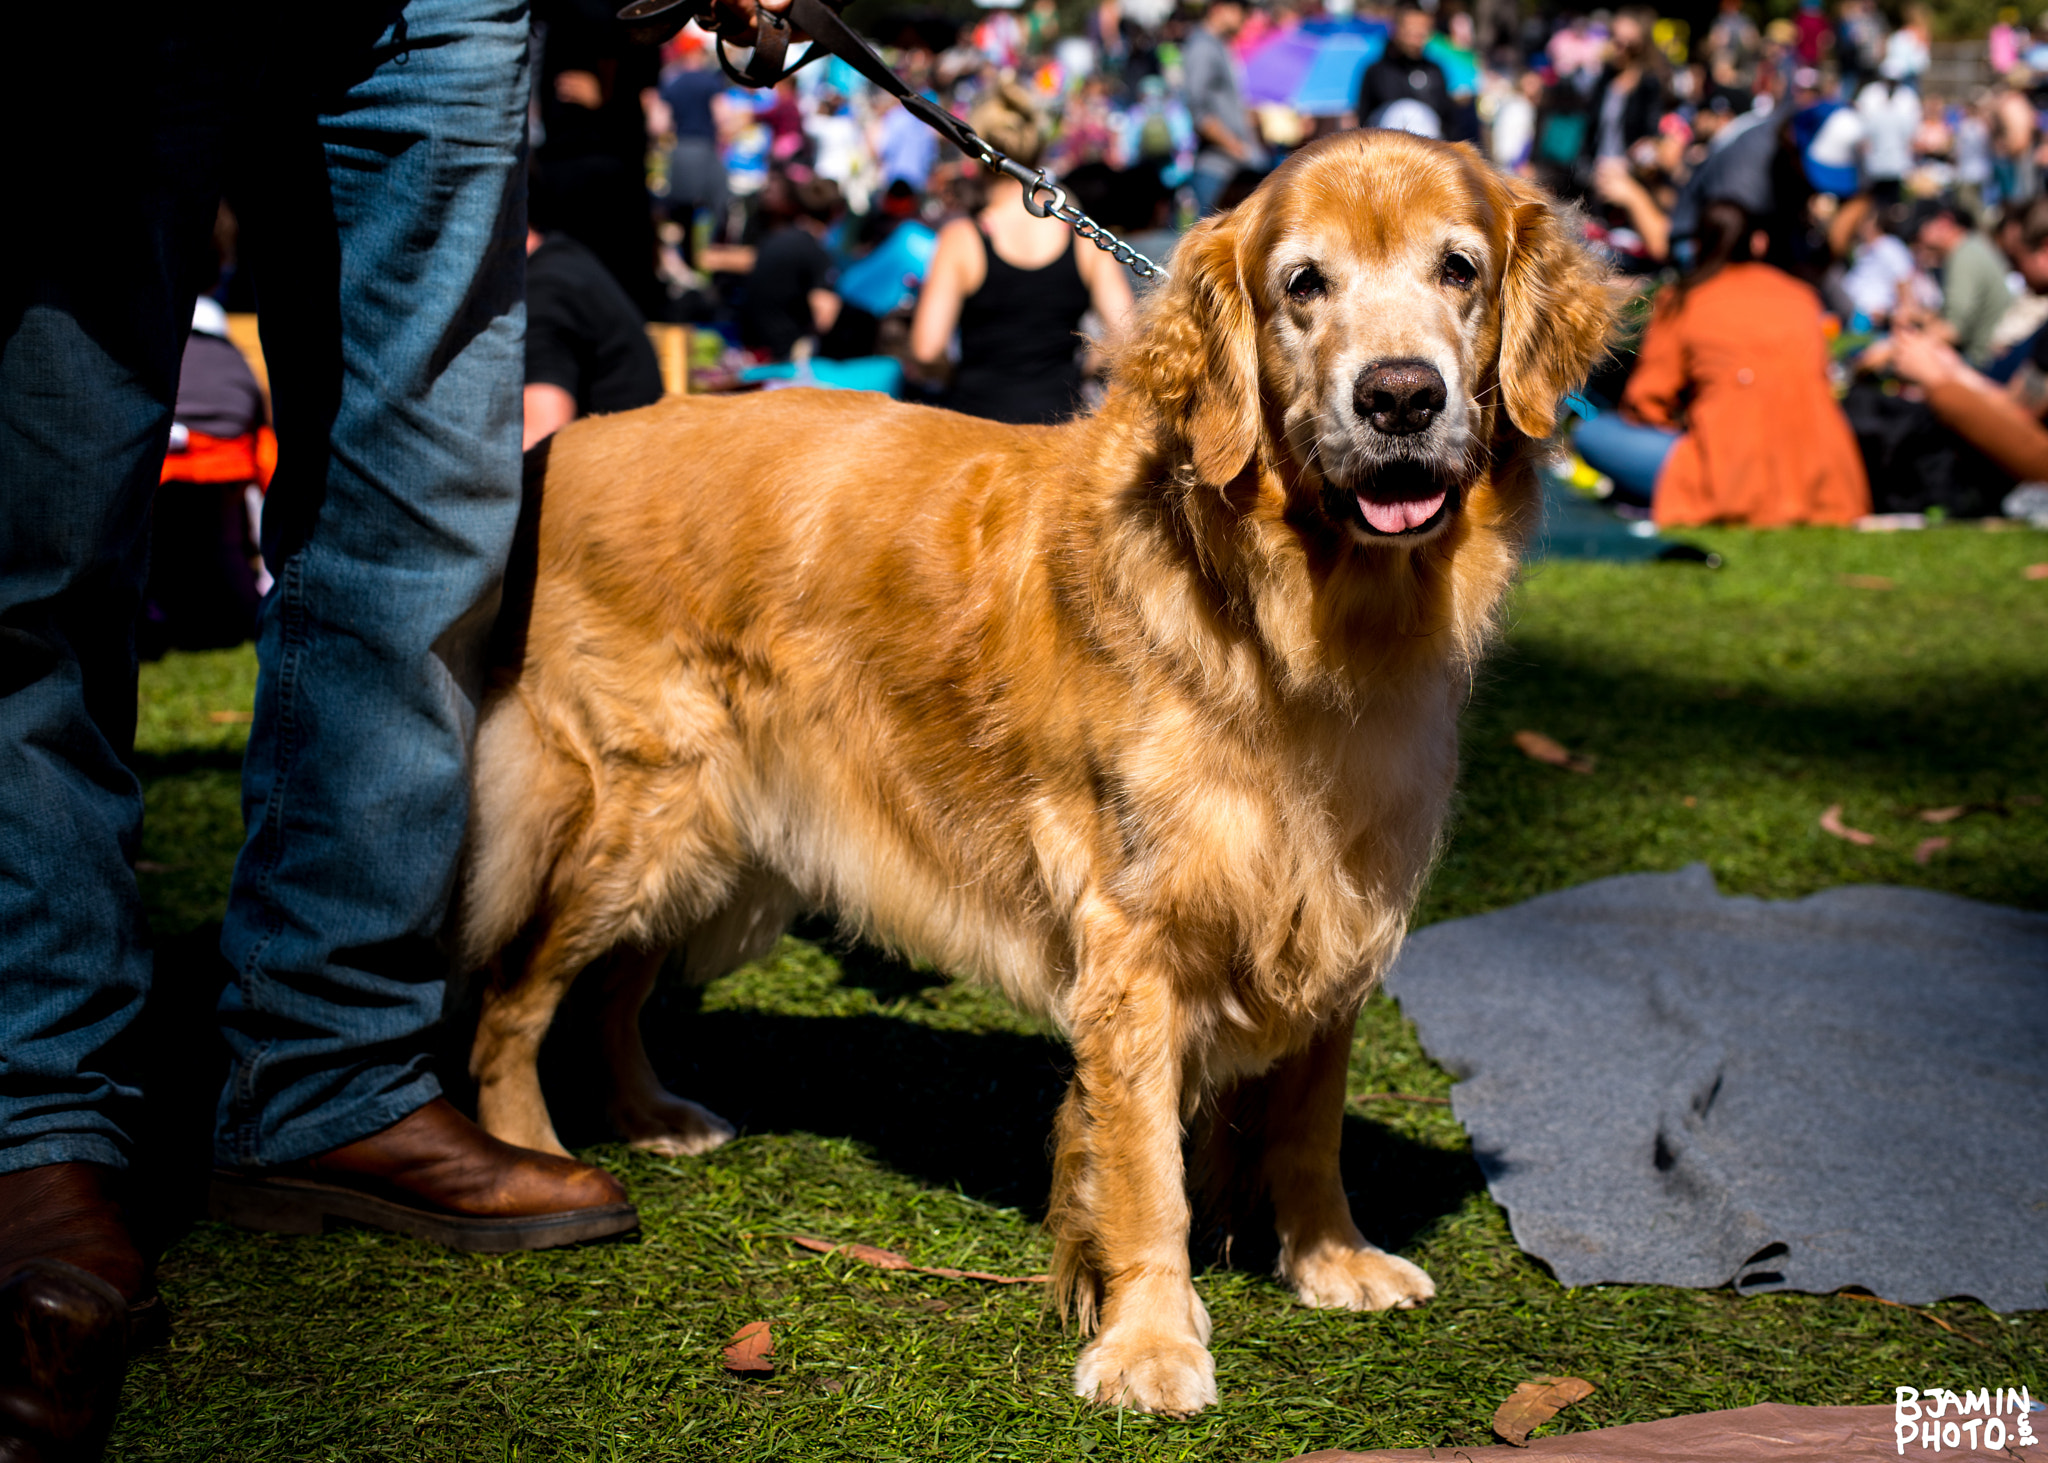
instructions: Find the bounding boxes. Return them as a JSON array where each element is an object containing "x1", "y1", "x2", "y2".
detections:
[
  {"x1": 1496, "y1": 176, "x2": 1619, "y2": 440},
  {"x1": 1118, "y1": 210, "x2": 1261, "y2": 485}
]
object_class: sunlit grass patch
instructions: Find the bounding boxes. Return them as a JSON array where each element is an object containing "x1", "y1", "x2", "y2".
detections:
[{"x1": 116, "y1": 526, "x2": 2048, "y2": 1460}]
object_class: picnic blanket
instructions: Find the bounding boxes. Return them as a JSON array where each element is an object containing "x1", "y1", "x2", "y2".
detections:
[
  {"x1": 1530, "y1": 471, "x2": 1669, "y2": 562},
  {"x1": 1383, "y1": 865, "x2": 2048, "y2": 1311}
]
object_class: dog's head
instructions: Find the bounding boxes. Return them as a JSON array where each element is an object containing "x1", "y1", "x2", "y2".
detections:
[{"x1": 1119, "y1": 130, "x2": 1616, "y2": 551}]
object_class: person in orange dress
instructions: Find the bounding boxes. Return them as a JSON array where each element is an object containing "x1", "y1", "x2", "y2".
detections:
[{"x1": 1580, "y1": 200, "x2": 1871, "y2": 526}]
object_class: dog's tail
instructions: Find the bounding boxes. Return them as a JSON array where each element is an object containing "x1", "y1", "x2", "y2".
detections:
[{"x1": 454, "y1": 690, "x2": 590, "y2": 971}]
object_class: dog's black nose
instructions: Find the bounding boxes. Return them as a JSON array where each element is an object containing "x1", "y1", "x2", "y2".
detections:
[{"x1": 1355, "y1": 360, "x2": 1448, "y2": 436}]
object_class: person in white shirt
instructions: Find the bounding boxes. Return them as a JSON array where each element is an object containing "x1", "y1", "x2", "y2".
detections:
[
  {"x1": 1840, "y1": 210, "x2": 1923, "y2": 324},
  {"x1": 1489, "y1": 69, "x2": 1543, "y2": 174},
  {"x1": 1882, "y1": 9, "x2": 1932, "y2": 85},
  {"x1": 1857, "y1": 56, "x2": 1922, "y2": 203}
]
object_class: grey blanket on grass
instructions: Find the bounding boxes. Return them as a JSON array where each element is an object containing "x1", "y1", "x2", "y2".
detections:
[{"x1": 1383, "y1": 865, "x2": 2048, "y2": 1311}]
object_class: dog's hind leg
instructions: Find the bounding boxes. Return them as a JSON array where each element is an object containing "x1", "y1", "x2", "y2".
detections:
[
  {"x1": 1261, "y1": 1013, "x2": 1435, "y2": 1312},
  {"x1": 596, "y1": 947, "x2": 735, "y2": 1157},
  {"x1": 472, "y1": 908, "x2": 612, "y2": 1158},
  {"x1": 597, "y1": 868, "x2": 798, "y2": 1155}
]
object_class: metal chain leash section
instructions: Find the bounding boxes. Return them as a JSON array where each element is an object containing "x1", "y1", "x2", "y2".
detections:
[{"x1": 982, "y1": 156, "x2": 1170, "y2": 282}]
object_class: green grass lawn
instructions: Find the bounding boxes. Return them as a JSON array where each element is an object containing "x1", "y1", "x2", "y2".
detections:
[{"x1": 113, "y1": 527, "x2": 2048, "y2": 1461}]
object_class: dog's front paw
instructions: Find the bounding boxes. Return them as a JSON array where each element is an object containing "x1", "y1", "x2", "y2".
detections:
[
  {"x1": 1286, "y1": 1241, "x2": 1436, "y2": 1311},
  {"x1": 1073, "y1": 1326, "x2": 1217, "y2": 1416},
  {"x1": 609, "y1": 1091, "x2": 736, "y2": 1157}
]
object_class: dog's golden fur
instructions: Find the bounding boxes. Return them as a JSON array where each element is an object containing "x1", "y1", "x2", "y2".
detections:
[{"x1": 457, "y1": 130, "x2": 1615, "y2": 1414}]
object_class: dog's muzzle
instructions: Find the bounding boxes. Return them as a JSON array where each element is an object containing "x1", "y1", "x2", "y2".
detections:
[{"x1": 1346, "y1": 360, "x2": 1458, "y2": 536}]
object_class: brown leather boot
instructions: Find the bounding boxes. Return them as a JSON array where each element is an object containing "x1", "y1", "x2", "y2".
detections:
[
  {"x1": 208, "y1": 1098, "x2": 638, "y2": 1253},
  {"x1": 0, "y1": 1163, "x2": 161, "y2": 1463}
]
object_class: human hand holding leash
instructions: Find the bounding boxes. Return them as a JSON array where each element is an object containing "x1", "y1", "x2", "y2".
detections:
[{"x1": 619, "y1": 0, "x2": 798, "y2": 53}]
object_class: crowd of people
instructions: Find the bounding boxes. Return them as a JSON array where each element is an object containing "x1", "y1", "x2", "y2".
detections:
[
  {"x1": 134, "y1": 0, "x2": 2048, "y2": 658},
  {"x1": 492, "y1": 0, "x2": 2048, "y2": 529}
]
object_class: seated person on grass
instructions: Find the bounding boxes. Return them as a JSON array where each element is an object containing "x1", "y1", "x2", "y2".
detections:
[
  {"x1": 524, "y1": 174, "x2": 667, "y2": 450},
  {"x1": 1980, "y1": 193, "x2": 2048, "y2": 385},
  {"x1": 1849, "y1": 199, "x2": 2048, "y2": 515},
  {"x1": 1837, "y1": 200, "x2": 1927, "y2": 329},
  {"x1": 1904, "y1": 196, "x2": 2013, "y2": 367},
  {"x1": 1890, "y1": 320, "x2": 2048, "y2": 484},
  {"x1": 736, "y1": 174, "x2": 845, "y2": 362},
  {"x1": 147, "y1": 296, "x2": 271, "y2": 657},
  {"x1": 1572, "y1": 200, "x2": 1870, "y2": 527}
]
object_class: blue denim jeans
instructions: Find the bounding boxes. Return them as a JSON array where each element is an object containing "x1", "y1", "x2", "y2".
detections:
[
  {"x1": 1572, "y1": 410, "x2": 1682, "y2": 505},
  {"x1": 1983, "y1": 322, "x2": 2046, "y2": 385},
  {"x1": 0, "y1": 0, "x2": 529, "y2": 1176}
]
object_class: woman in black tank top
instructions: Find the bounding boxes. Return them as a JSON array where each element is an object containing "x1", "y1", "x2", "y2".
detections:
[
  {"x1": 949, "y1": 227, "x2": 1094, "y2": 424},
  {"x1": 909, "y1": 83, "x2": 1135, "y2": 426}
]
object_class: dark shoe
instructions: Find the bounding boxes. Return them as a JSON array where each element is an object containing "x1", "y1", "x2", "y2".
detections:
[
  {"x1": 0, "y1": 1164, "x2": 162, "y2": 1355},
  {"x1": 0, "y1": 1163, "x2": 161, "y2": 1463},
  {"x1": 0, "y1": 1263, "x2": 128, "y2": 1463},
  {"x1": 208, "y1": 1098, "x2": 638, "y2": 1253}
]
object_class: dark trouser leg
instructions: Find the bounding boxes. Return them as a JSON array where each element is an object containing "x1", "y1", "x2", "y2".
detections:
[
  {"x1": 0, "y1": 13, "x2": 234, "y2": 1457},
  {"x1": 0, "y1": 13, "x2": 232, "y2": 1179},
  {"x1": 214, "y1": 0, "x2": 531, "y2": 1166}
]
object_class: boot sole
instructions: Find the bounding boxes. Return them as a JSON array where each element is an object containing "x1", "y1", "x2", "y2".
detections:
[{"x1": 207, "y1": 1170, "x2": 640, "y2": 1253}]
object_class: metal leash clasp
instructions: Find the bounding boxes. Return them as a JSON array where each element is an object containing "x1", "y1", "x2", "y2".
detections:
[
  {"x1": 982, "y1": 153, "x2": 1167, "y2": 282},
  {"x1": 986, "y1": 156, "x2": 1064, "y2": 217}
]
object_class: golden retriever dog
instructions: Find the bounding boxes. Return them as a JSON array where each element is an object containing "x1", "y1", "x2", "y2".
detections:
[{"x1": 457, "y1": 129, "x2": 1615, "y2": 1414}]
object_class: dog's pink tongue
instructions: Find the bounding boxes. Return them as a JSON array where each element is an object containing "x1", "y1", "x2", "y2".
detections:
[{"x1": 1358, "y1": 491, "x2": 1446, "y2": 534}]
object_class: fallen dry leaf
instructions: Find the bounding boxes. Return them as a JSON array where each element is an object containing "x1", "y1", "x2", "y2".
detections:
[
  {"x1": 800, "y1": 1237, "x2": 912, "y2": 1271},
  {"x1": 790, "y1": 1235, "x2": 1048, "y2": 1285},
  {"x1": 1819, "y1": 804, "x2": 1879, "y2": 846},
  {"x1": 207, "y1": 709, "x2": 253, "y2": 724},
  {"x1": 1840, "y1": 1292, "x2": 1990, "y2": 1347},
  {"x1": 722, "y1": 1320, "x2": 774, "y2": 1375},
  {"x1": 1915, "y1": 801, "x2": 2012, "y2": 823},
  {"x1": 2024, "y1": 563, "x2": 2048, "y2": 580},
  {"x1": 1839, "y1": 573, "x2": 1895, "y2": 590},
  {"x1": 1913, "y1": 836, "x2": 1952, "y2": 865},
  {"x1": 1492, "y1": 1376, "x2": 1596, "y2": 1446},
  {"x1": 1513, "y1": 730, "x2": 1594, "y2": 774}
]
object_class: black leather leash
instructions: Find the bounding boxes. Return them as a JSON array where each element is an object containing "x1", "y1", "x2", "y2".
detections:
[{"x1": 617, "y1": 0, "x2": 1168, "y2": 279}]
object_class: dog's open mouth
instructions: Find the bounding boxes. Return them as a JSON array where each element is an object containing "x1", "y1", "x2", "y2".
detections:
[{"x1": 1345, "y1": 462, "x2": 1460, "y2": 538}]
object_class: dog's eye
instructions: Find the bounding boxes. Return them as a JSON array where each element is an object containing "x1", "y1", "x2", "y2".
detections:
[
  {"x1": 1286, "y1": 265, "x2": 1326, "y2": 302},
  {"x1": 1441, "y1": 253, "x2": 1477, "y2": 289}
]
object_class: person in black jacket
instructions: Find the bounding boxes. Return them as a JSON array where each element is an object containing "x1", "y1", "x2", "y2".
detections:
[
  {"x1": 1358, "y1": 7, "x2": 1454, "y2": 138},
  {"x1": 1584, "y1": 8, "x2": 1668, "y2": 170}
]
